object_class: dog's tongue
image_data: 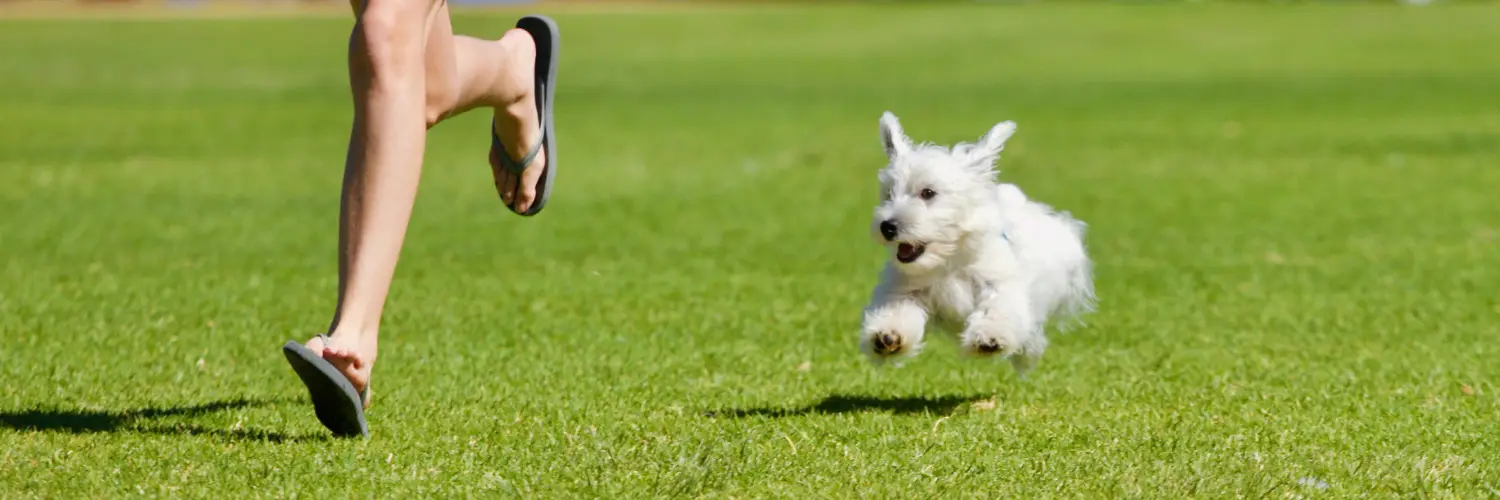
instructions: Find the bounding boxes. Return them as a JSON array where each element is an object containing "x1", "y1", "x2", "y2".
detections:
[{"x1": 897, "y1": 243, "x2": 917, "y2": 259}]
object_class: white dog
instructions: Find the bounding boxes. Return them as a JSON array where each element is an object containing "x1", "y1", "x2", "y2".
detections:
[{"x1": 860, "y1": 112, "x2": 1096, "y2": 375}]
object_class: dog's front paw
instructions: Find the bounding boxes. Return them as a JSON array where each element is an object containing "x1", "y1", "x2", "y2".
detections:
[
  {"x1": 971, "y1": 337, "x2": 1010, "y2": 355},
  {"x1": 861, "y1": 329, "x2": 919, "y2": 360},
  {"x1": 860, "y1": 297, "x2": 927, "y2": 363},
  {"x1": 871, "y1": 331, "x2": 906, "y2": 356},
  {"x1": 960, "y1": 326, "x2": 1022, "y2": 358}
]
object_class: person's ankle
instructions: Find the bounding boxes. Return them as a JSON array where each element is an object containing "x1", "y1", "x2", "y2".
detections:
[
  {"x1": 487, "y1": 32, "x2": 536, "y2": 108},
  {"x1": 326, "y1": 327, "x2": 376, "y2": 351},
  {"x1": 502, "y1": 98, "x2": 537, "y2": 124}
]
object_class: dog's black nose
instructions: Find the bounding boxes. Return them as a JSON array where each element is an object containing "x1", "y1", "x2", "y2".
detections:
[{"x1": 879, "y1": 220, "x2": 898, "y2": 241}]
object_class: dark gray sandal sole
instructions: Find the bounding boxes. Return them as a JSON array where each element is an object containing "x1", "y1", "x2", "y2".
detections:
[
  {"x1": 493, "y1": 14, "x2": 559, "y2": 217},
  {"x1": 282, "y1": 337, "x2": 368, "y2": 438}
]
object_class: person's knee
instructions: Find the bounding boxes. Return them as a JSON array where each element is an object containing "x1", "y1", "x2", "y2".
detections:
[
  {"x1": 423, "y1": 90, "x2": 455, "y2": 128},
  {"x1": 350, "y1": 2, "x2": 426, "y2": 80},
  {"x1": 423, "y1": 86, "x2": 456, "y2": 127}
]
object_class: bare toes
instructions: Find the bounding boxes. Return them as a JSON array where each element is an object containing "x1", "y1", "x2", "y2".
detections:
[
  {"x1": 498, "y1": 174, "x2": 514, "y2": 204},
  {"x1": 323, "y1": 348, "x2": 360, "y2": 369},
  {"x1": 514, "y1": 155, "x2": 544, "y2": 212}
]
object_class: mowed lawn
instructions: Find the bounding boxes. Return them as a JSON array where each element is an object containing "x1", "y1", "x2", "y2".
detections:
[{"x1": 2, "y1": 3, "x2": 1497, "y2": 497}]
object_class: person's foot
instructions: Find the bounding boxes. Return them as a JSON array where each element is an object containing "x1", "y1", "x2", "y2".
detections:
[
  {"x1": 303, "y1": 334, "x2": 374, "y2": 409},
  {"x1": 490, "y1": 27, "x2": 546, "y2": 214}
]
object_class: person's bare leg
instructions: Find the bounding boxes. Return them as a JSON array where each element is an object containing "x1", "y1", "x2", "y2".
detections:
[
  {"x1": 304, "y1": 0, "x2": 545, "y2": 409},
  {"x1": 301, "y1": 0, "x2": 444, "y2": 409},
  {"x1": 424, "y1": 5, "x2": 546, "y2": 212}
]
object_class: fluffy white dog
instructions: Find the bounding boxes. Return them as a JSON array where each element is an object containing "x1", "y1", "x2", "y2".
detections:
[{"x1": 860, "y1": 112, "x2": 1096, "y2": 375}]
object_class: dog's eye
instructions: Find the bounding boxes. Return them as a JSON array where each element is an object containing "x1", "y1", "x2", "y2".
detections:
[{"x1": 920, "y1": 188, "x2": 937, "y2": 200}]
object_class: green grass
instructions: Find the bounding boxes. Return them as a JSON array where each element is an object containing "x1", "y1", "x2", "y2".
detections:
[{"x1": 2, "y1": 3, "x2": 1498, "y2": 497}]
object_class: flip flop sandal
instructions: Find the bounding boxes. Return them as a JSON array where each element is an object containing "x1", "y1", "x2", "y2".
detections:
[
  {"x1": 492, "y1": 14, "x2": 560, "y2": 217},
  {"x1": 282, "y1": 334, "x2": 369, "y2": 438}
]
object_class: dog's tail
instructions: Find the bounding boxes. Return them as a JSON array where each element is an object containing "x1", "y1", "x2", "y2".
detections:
[
  {"x1": 1011, "y1": 191, "x2": 1096, "y2": 332},
  {"x1": 1050, "y1": 213, "x2": 1097, "y2": 331}
]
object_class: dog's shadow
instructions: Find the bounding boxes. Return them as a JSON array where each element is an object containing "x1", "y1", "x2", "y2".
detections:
[
  {"x1": 0, "y1": 398, "x2": 322, "y2": 443},
  {"x1": 707, "y1": 393, "x2": 989, "y2": 418}
]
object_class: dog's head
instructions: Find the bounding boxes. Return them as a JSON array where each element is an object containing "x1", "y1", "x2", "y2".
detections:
[{"x1": 871, "y1": 111, "x2": 1016, "y2": 273}]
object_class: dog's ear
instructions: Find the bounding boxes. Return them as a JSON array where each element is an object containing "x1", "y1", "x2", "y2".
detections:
[
  {"x1": 879, "y1": 111, "x2": 912, "y2": 160},
  {"x1": 961, "y1": 120, "x2": 1017, "y2": 177},
  {"x1": 974, "y1": 120, "x2": 1017, "y2": 161}
]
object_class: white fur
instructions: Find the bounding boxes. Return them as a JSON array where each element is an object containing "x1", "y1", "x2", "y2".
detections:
[{"x1": 860, "y1": 111, "x2": 1096, "y2": 376}]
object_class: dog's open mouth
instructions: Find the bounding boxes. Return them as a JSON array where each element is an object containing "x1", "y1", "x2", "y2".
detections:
[{"x1": 896, "y1": 243, "x2": 927, "y2": 263}]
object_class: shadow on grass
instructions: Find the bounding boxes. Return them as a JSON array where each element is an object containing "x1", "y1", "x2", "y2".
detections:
[
  {"x1": 706, "y1": 393, "x2": 989, "y2": 418},
  {"x1": 0, "y1": 398, "x2": 323, "y2": 443}
]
